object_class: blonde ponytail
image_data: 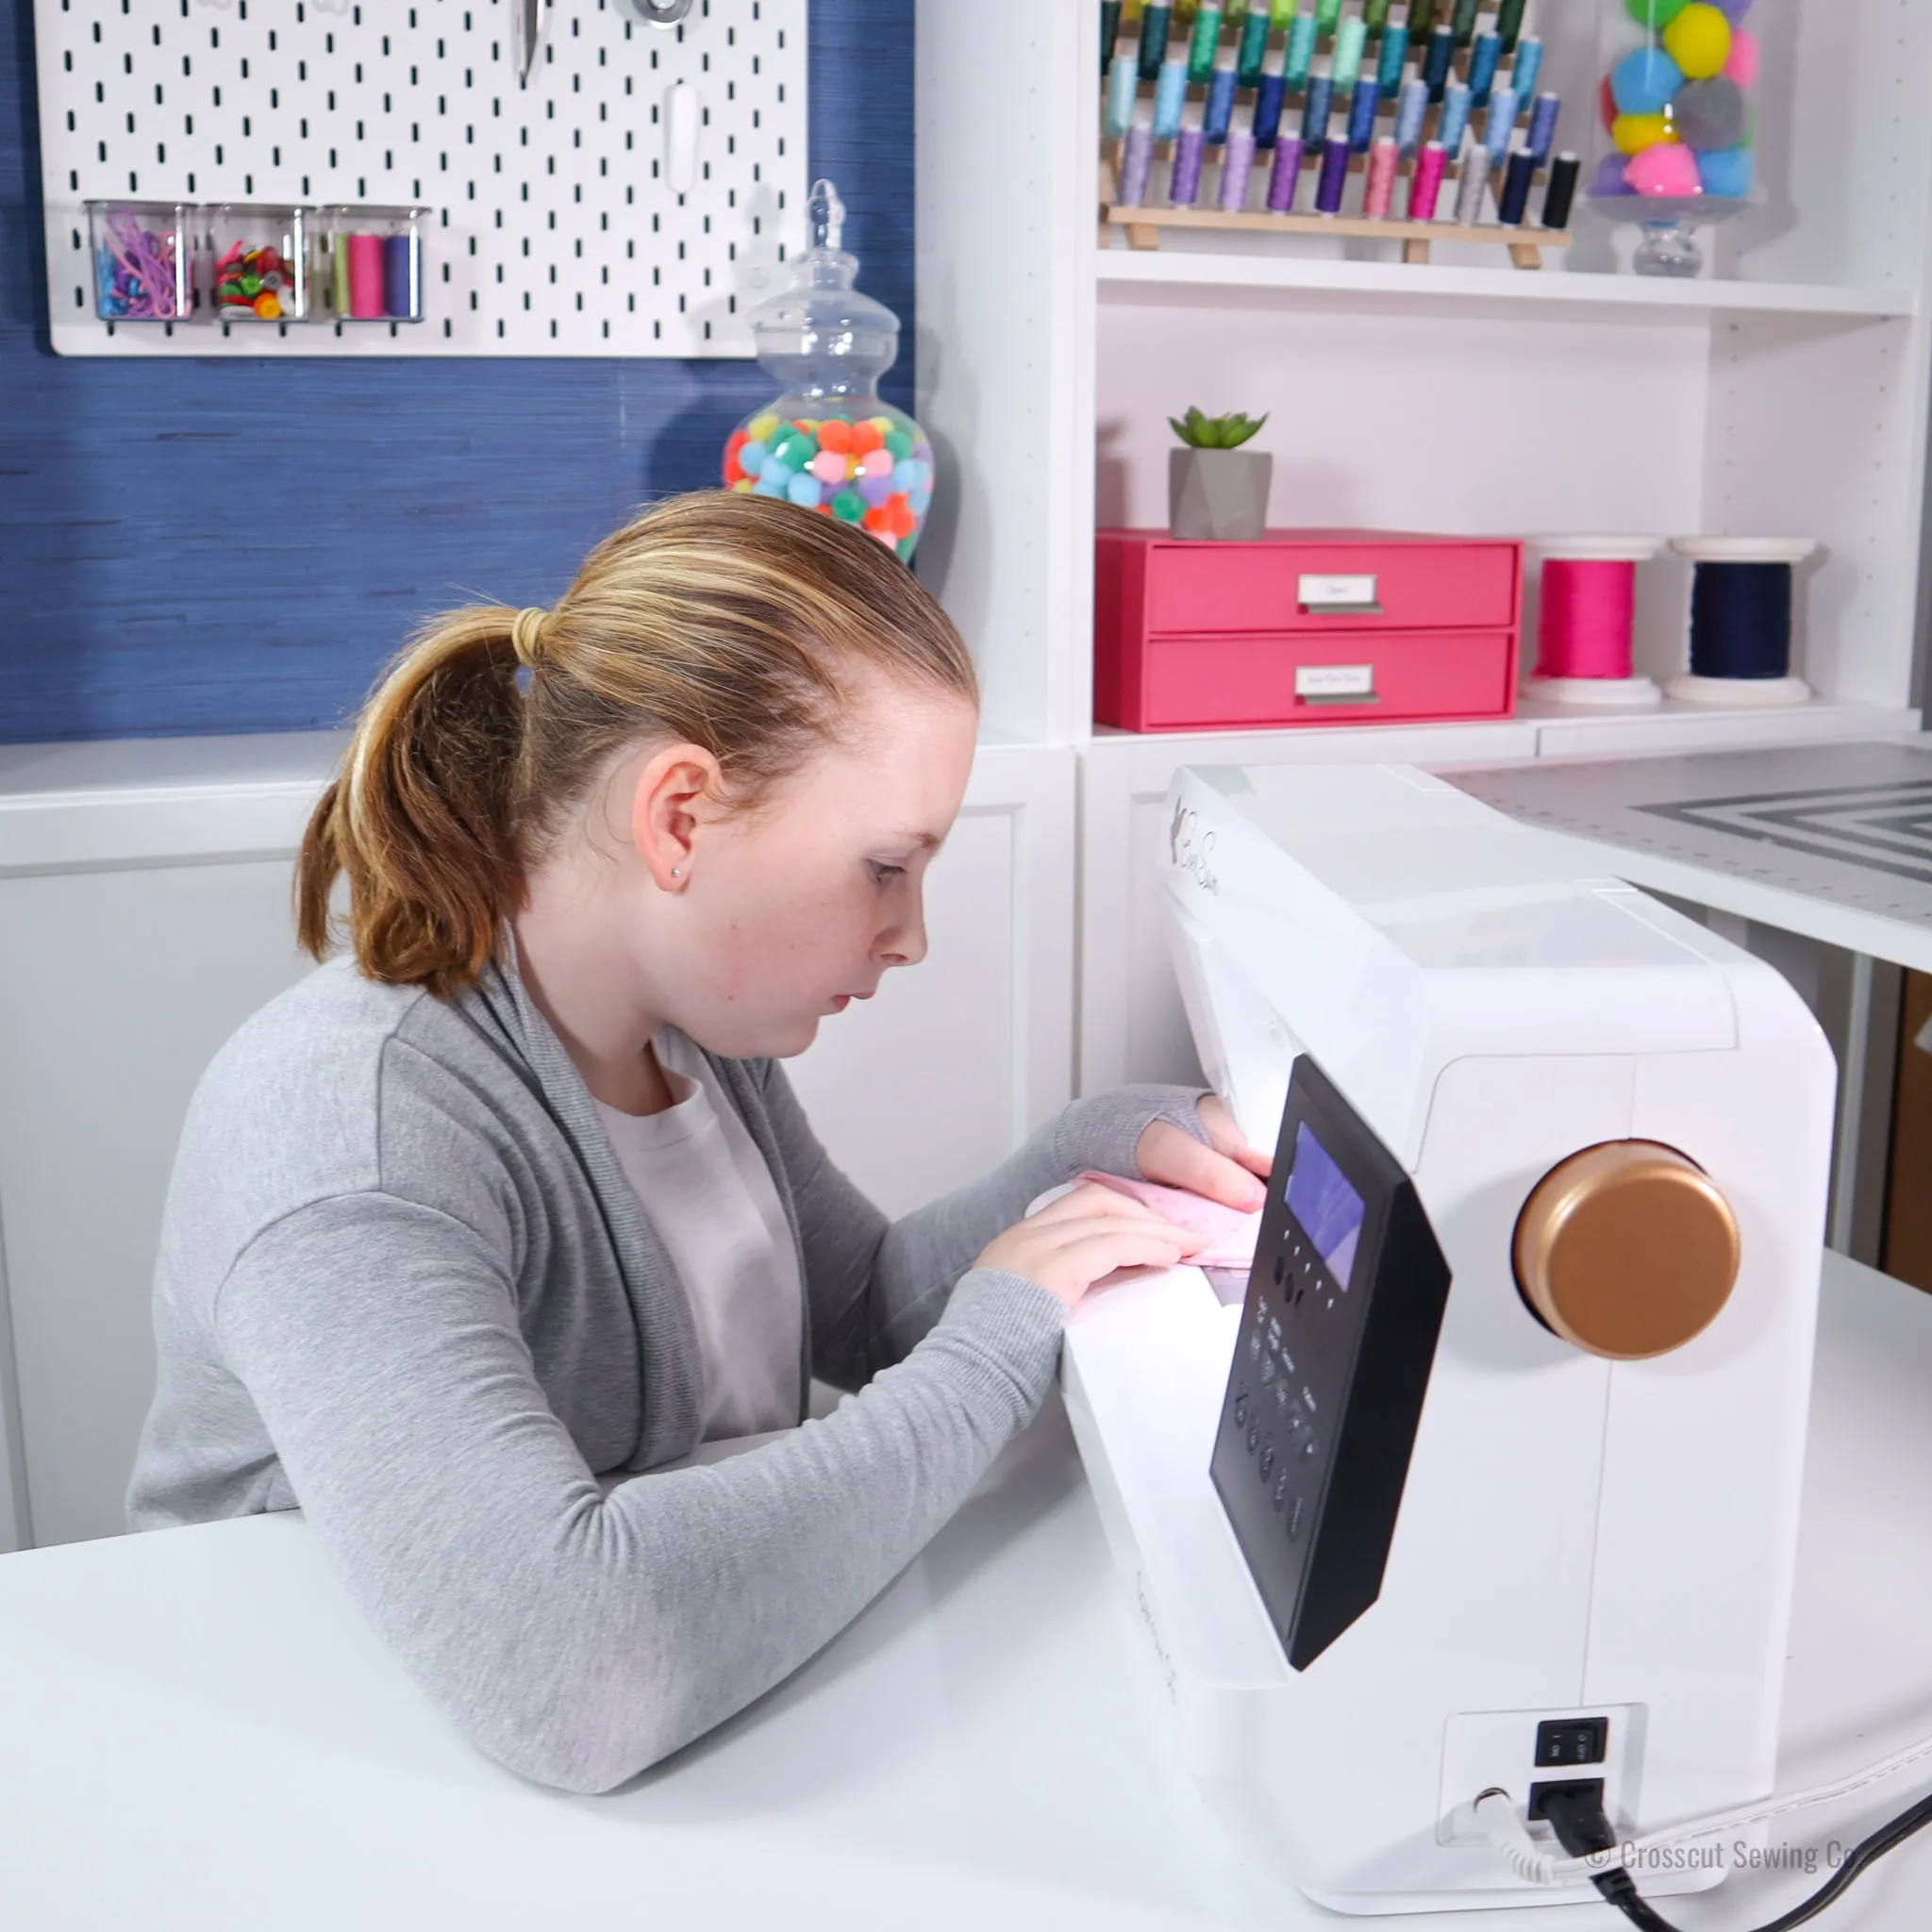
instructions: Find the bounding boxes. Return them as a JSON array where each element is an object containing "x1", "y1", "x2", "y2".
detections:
[{"x1": 297, "y1": 492, "x2": 975, "y2": 996}]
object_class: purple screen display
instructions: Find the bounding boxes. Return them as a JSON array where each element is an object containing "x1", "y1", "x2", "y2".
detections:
[{"x1": 1285, "y1": 1120, "x2": 1365, "y2": 1288}]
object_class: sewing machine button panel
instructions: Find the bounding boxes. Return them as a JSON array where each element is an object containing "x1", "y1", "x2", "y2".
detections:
[{"x1": 1209, "y1": 1053, "x2": 1452, "y2": 1672}]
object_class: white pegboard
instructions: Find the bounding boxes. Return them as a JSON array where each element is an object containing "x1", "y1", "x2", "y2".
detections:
[{"x1": 35, "y1": 0, "x2": 808, "y2": 357}]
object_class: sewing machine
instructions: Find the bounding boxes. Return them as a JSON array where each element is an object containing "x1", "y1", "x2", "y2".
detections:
[{"x1": 1060, "y1": 762, "x2": 1835, "y2": 1913}]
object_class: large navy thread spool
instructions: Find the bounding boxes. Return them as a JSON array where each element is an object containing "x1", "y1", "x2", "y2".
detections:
[{"x1": 1664, "y1": 537, "x2": 1817, "y2": 708}]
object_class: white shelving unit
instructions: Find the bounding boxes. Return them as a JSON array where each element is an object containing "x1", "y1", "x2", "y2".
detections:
[{"x1": 918, "y1": 0, "x2": 1932, "y2": 1092}]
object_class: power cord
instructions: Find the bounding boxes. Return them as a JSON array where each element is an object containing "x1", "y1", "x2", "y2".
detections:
[{"x1": 1478, "y1": 1781, "x2": 1932, "y2": 1932}]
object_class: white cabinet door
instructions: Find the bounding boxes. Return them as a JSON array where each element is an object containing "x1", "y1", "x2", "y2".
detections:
[
  {"x1": 0, "y1": 861, "x2": 317, "y2": 1551},
  {"x1": 785, "y1": 742, "x2": 1076, "y2": 1219},
  {"x1": 1076, "y1": 724, "x2": 1541, "y2": 1097}
]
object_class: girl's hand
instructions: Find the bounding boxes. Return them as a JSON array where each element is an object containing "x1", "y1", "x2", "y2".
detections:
[
  {"x1": 1135, "y1": 1094, "x2": 1272, "y2": 1213},
  {"x1": 976, "y1": 1182, "x2": 1204, "y2": 1312}
]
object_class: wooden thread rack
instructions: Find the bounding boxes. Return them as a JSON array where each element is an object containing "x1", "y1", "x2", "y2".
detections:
[{"x1": 1098, "y1": 158, "x2": 1572, "y2": 270}]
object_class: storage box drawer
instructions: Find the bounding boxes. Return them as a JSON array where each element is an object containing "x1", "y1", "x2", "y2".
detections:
[
  {"x1": 1144, "y1": 541, "x2": 1519, "y2": 634},
  {"x1": 1137, "y1": 629, "x2": 1515, "y2": 730}
]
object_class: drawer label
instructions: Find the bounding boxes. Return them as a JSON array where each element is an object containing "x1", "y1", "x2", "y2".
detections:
[
  {"x1": 1297, "y1": 572, "x2": 1379, "y2": 610},
  {"x1": 1295, "y1": 662, "x2": 1377, "y2": 701}
]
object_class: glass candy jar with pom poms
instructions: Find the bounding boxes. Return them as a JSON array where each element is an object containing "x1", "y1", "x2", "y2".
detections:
[
  {"x1": 1589, "y1": 0, "x2": 1761, "y2": 277},
  {"x1": 723, "y1": 179, "x2": 933, "y2": 562}
]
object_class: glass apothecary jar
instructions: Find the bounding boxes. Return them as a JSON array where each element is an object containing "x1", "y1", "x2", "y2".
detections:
[
  {"x1": 1589, "y1": 0, "x2": 1761, "y2": 276},
  {"x1": 86, "y1": 201, "x2": 193, "y2": 321},
  {"x1": 723, "y1": 178, "x2": 933, "y2": 563},
  {"x1": 315, "y1": 206, "x2": 429, "y2": 322},
  {"x1": 208, "y1": 204, "x2": 309, "y2": 321}
]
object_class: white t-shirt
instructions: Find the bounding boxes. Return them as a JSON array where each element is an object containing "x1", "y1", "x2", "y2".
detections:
[{"x1": 593, "y1": 1032, "x2": 802, "y2": 1441}]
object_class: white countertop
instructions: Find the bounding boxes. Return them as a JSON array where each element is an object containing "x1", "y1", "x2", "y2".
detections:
[{"x1": 1, "y1": 1252, "x2": 1931, "y2": 1930}]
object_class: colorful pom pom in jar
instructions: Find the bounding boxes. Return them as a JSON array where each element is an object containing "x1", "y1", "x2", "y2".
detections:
[
  {"x1": 722, "y1": 179, "x2": 933, "y2": 565},
  {"x1": 1589, "y1": 0, "x2": 1761, "y2": 275}
]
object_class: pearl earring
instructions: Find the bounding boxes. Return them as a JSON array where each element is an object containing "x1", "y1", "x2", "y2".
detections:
[{"x1": 671, "y1": 868, "x2": 681, "y2": 878}]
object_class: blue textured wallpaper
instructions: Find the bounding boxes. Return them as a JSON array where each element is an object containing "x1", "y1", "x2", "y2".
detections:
[{"x1": 0, "y1": 0, "x2": 913, "y2": 742}]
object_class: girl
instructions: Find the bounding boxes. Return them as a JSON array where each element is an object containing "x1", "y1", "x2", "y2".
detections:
[{"x1": 128, "y1": 493, "x2": 1268, "y2": 1793}]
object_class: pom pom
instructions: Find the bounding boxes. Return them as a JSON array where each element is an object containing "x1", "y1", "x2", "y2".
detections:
[
  {"x1": 1613, "y1": 111, "x2": 1677, "y2": 155},
  {"x1": 1724, "y1": 25, "x2": 1759, "y2": 91},
  {"x1": 1710, "y1": 0, "x2": 1751, "y2": 19},
  {"x1": 1624, "y1": 0, "x2": 1690, "y2": 23},
  {"x1": 1599, "y1": 74, "x2": 1619, "y2": 134},
  {"x1": 1696, "y1": 144, "x2": 1754, "y2": 197},
  {"x1": 1674, "y1": 75, "x2": 1746, "y2": 150},
  {"x1": 1625, "y1": 141, "x2": 1704, "y2": 195},
  {"x1": 1661, "y1": 2, "x2": 1732, "y2": 80},
  {"x1": 1611, "y1": 45, "x2": 1685, "y2": 116},
  {"x1": 1591, "y1": 151, "x2": 1639, "y2": 197}
]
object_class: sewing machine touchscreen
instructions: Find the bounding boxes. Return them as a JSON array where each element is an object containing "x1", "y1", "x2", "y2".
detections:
[{"x1": 1210, "y1": 1054, "x2": 1451, "y2": 1671}]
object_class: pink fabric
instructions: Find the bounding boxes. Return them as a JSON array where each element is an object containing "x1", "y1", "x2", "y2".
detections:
[{"x1": 1076, "y1": 1172, "x2": 1262, "y2": 1269}]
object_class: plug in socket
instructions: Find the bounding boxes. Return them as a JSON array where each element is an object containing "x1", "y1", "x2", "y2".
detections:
[{"x1": 1527, "y1": 1777, "x2": 1606, "y2": 1824}]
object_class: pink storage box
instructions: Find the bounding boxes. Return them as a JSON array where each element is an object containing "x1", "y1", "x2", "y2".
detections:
[{"x1": 1094, "y1": 529, "x2": 1523, "y2": 733}]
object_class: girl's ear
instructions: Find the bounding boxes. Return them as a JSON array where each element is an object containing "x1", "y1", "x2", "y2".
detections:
[{"x1": 628, "y1": 742, "x2": 724, "y2": 891}]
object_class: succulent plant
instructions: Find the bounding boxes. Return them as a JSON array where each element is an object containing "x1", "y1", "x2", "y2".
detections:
[{"x1": 1169, "y1": 406, "x2": 1270, "y2": 451}]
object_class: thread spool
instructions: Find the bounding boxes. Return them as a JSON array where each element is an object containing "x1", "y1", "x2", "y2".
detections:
[
  {"x1": 1105, "y1": 52, "x2": 1139, "y2": 138},
  {"x1": 1154, "y1": 58, "x2": 1189, "y2": 141},
  {"x1": 1266, "y1": 133, "x2": 1305, "y2": 211},
  {"x1": 1284, "y1": 10, "x2": 1318, "y2": 89},
  {"x1": 1237, "y1": 3, "x2": 1272, "y2": 88},
  {"x1": 1469, "y1": 31, "x2": 1502, "y2": 108},
  {"x1": 1347, "y1": 75, "x2": 1381, "y2": 152},
  {"x1": 1364, "y1": 137, "x2": 1400, "y2": 216},
  {"x1": 346, "y1": 234, "x2": 386, "y2": 318},
  {"x1": 1542, "y1": 151, "x2": 1580, "y2": 229},
  {"x1": 1332, "y1": 13, "x2": 1367, "y2": 88},
  {"x1": 1101, "y1": 0, "x2": 1123, "y2": 73},
  {"x1": 1303, "y1": 67, "x2": 1335, "y2": 144},
  {"x1": 1220, "y1": 128, "x2": 1257, "y2": 209},
  {"x1": 1255, "y1": 61, "x2": 1288, "y2": 146},
  {"x1": 1171, "y1": 125, "x2": 1208, "y2": 206},
  {"x1": 1422, "y1": 25, "x2": 1455, "y2": 101},
  {"x1": 1395, "y1": 76, "x2": 1428, "y2": 154},
  {"x1": 1138, "y1": 2, "x2": 1173, "y2": 78},
  {"x1": 1524, "y1": 536, "x2": 1664, "y2": 708},
  {"x1": 1205, "y1": 58, "x2": 1240, "y2": 142},
  {"x1": 1498, "y1": 144, "x2": 1535, "y2": 225},
  {"x1": 1485, "y1": 85, "x2": 1519, "y2": 161},
  {"x1": 1454, "y1": 140, "x2": 1490, "y2": 225},
  {"x1": 1410, "y1": 141, "x2": 1448, "y2": 220},
  {"x1": 1119, "y1": 123, "x2": 1156, "y2": 205},
  {"x1": 1512, "y1": 36, "x2": 1544, "y2": 105},
  {"x1": 1316, "y1": 135, "x2": 1352, "y2": 214},
  {"x1": 382, "y1": 232, "x2": 418, "y2": 319},
  {"x1": 1188, "y1": 4, "x2": 1224, "y2": 86},
  {"x1": 1664, "y1": 538, "x2": 1818, "y2": 707},
  {"x1": 1375, "y1": 21, "x2": 1407, "y2": 98},
  {"x1": 1438, "y1": 79, "x2": 1472, "y2": 158},
  {"x1": 1527, "y1": 91, "x2": 1560, "y2": 167}
]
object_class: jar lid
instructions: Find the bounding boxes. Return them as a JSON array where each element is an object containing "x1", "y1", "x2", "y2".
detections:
[{"x1": 748, "y1": 178, "x2": 900, "y2": 372}]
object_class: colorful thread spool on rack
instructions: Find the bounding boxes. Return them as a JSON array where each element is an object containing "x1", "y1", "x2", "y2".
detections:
[
  {"x1": 1098, "y1": 0, "x2": 1574, "y2": 268},
  {"x1": 1524, "y1": 535, "x2": 1663, "y2": 708},
  {"x1": 1664, "y1": 537, "x2": 1818, "y2": 708}
]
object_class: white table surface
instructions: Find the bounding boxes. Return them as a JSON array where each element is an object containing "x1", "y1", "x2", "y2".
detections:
[{"x1": 3, "y1": 1251, "x2": 1931, "y2": 1931}]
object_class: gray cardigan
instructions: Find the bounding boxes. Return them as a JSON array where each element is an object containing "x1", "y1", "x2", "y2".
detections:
[{"x1": 128, "y1": 950, "x2": 1202, "y2": 1793}]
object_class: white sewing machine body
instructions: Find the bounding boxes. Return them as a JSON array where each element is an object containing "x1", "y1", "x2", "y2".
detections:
[{"x1": 1059, "y1": 763, "x2": 1835, "y2": 1914}]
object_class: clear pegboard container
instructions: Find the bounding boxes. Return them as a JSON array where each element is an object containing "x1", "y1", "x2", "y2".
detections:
[
  {"x1": 208, "y1": 204, "x2": 309, "y2": 322},
  {"x1": 314, "y1": 206, "x2": 429, "y2": 324},
  {"x1": 85, "y1": 201, "x2": 193, "y2": 321}
]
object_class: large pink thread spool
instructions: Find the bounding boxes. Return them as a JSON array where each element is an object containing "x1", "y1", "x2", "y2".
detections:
[{"x1": 1524, "y1": 535, "x2": 1662, "y2": 708}]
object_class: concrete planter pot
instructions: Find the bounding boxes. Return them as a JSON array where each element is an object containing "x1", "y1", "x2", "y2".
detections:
[{"x1": 1169, "y1": 446, "x2": 1273, "y2": 541}]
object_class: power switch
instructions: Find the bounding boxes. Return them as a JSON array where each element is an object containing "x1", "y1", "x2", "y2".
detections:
[{"x1": 1535, "y1": 1717, "x2": 1608, "y2": 1768}]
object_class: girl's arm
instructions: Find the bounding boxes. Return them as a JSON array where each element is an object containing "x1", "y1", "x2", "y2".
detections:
[
  {"x1": 751, "y1": 1058, "x2": 1209, "y2": 1388},
  {"x1": 213, "y1": 1190, "x2": 1066, "y2": 1797}
]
